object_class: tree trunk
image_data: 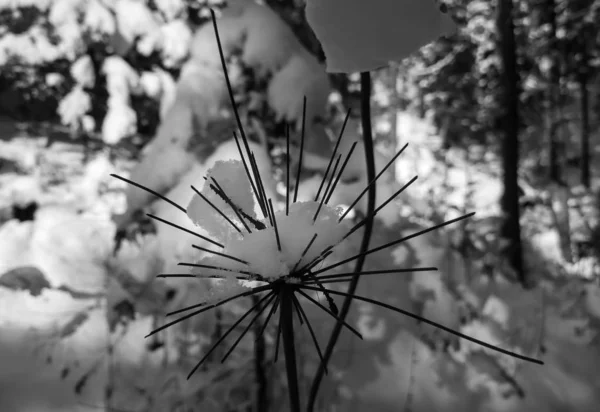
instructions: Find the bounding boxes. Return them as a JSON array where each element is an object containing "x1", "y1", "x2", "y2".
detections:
[
  {"x1": 579, "y1": 37, "x2": 591, "y2": 189},
  {"x1": 496, "y1": 0, "x2": 526, "y2": 287},
  {"x1": 546, "y1": 0, "x2": 561, "y2": 183}
]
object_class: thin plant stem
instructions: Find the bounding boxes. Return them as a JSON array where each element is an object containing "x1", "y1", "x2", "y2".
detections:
[
  {"x1": 308, "y1": 71, "x2": 377, "y2": 411},
  {"x1": 286, "y1": 124, "x2": 291, "y2": 216},
  {"x1": 274, "y1": 310, "x2": 283, "y2": 363},
  {"x1": 279, "y1": 286, "x2": 301, "y2": 412}
]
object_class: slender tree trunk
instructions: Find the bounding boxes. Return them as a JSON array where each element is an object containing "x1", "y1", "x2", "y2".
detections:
[
  {"x1": 497, "y1": 0, "x2": 526, "y2": 287},
  {"x1": 579, "y1": 37, "x2": 591, "y2": 189},
  {"x1": 547, "y1": 0, "x2": 561, "y2": 183},
  {"x1": 579, "y1": 77, "x2": 590, "y2": 189}
]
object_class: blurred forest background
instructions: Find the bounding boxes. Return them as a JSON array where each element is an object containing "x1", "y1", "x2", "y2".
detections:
[{"x1": 1, "y1": 0, "x2": 600, "y2": 411}]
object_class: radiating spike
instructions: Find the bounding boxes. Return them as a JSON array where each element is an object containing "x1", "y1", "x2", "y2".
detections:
[
  {"x1": 302, "y1": 271, "x2": 338, "y2": 315},
  {"x1": 306, "y1": 267, "x2": 438, "y2": 283},
  {"x1": 186, "y1": 291, "x2": 275, "y2": 379},
  {"x1": 233, "y1": 131, "x2": 266, "y2": 218},
  {"x1": 299, "y1": 285, "x2": 544, "y2": 365},
  {"x1": 343, "y1": 176, "x2": 418, "y2": 240},
  {"x1": 313, "y1": 154, "x2": 342, "y2": 222},
  {"x1": 191, "y1": 244, "x2": 249, "y2": 265},
  {"x1": 291, "y1": 233, "x2": 318, "y2": 273},
  {"x1": 338, "y1": 143, "x2": 410, "y2": 222},
  {"x1": 209, "y1": 9, "x2": 267, "y2": 220},
  {"x1": 324, "y1": 141, "x2": 358, "y2": 205},
  {"x1": 110, "y1": 174, "x2": 186, "y2": 213},
  {"x1": 221, "y1": 293, "x2": 277, "y2": 363},
  {"x1": 209, "y1": 178, "x2": 252, "y2": 233},
  {"x1": 148, "y1": 284, "x2": 273, "y2": 332},
  {"x1": 191, "y1": 185, "x2": 242, "y2": 234},
  {"x1": 292, "y1": 294, "x2": 328, "y2": 375},
  {"x1": 316, "y1": 213, "x2": 475, "y2": 276},
  {"x1": 146, "y1": 214, "x2": 223, "y2": 248},
  {"x1": 177, "y1": 262, "x2": 257, "y2": 278},
  {"x1": 274, "y1": 311, "x2": 283, "y2": 363},
  {"x1": 295, "y1": 288, "x2": 363, "y2": 340},
  {"x1": 291, "y1": 295, "x2": 305, "y2": 326},
  {"x1": 257, "y1": 295, "x2": 281, "y2": 340},
  {"x1": 293, "y1": 97, "x2": 307, "y2": 203},
  {"x1": 250, "y1": 152, "x2": 271, "y2": 225},
  {"x1": 314, "y1": 109, "x2": 351, "y2": 202},
  {"x1": 269, "y1": 199, "x2": 282, "y2": 251}
]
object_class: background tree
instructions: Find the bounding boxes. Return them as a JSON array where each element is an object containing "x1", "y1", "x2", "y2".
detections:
[{"x1": 496, "y1": 0, "x2": 526, "y2": 286}]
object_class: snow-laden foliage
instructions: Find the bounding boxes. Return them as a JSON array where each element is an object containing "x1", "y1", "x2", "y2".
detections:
[
  {"x1": 70, "y1": 55, "x2": 95, "y2": 88},
  {"x1": 57, "y1": 86, "x2": 92, "y2": 135},
  {"x1": 114, "y1": 0, "x2": 161, "y2": 46},
  {"x1": 158, "y1": 19, "x2": 193, "y2": 68},
  {"x1": 154, "y1": 0, "x2": 187, "y2": 22},
  {"x1": 1, "y1": 0, "x2": 333, "y2": 185},
  {"x1": 0, "y1": 27, "x2": 62, "y2": 65},
  {"x1": 83, "y1": 0, "x2": 117, "y2": 39},
  {"x1": 102, "y1": 97, "x2": 138, "y2": 145}
]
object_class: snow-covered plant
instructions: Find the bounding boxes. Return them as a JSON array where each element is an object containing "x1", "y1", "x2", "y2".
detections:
[{"x1": 112, "y1": 9, "x2": 544, "y2": 411}]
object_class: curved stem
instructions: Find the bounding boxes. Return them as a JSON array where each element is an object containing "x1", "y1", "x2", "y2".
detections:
[
  {"x1": 307, "y1": 71, "x2": 377, "y2": 411},
  {"x1": 280, "y1": 285, "x2": 301, "y2": 412}
]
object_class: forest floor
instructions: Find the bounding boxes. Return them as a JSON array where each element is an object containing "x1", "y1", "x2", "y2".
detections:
[{"x1": 1, "y1": 114, "x2": 600, "y2": 412}]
